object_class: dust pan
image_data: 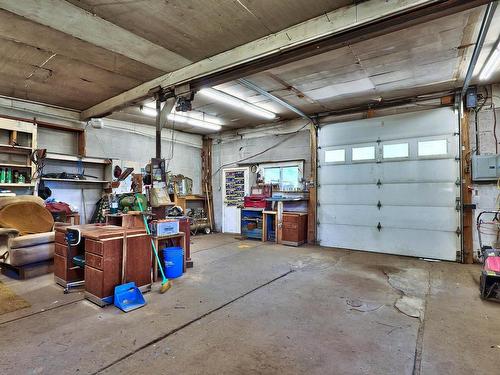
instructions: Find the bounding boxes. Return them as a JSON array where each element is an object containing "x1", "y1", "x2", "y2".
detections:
[{"x1": 113, "y1": 282, "x2": 146, "y2": 312}]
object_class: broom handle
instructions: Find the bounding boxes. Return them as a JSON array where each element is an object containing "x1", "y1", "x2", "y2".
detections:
[{"x1": 137, "y1": 197, "x2": 168, "y2": 281}]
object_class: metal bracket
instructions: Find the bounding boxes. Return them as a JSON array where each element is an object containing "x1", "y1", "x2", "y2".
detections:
[
  {"x1": 377, "y1": 200, "x2": 382, "y2": 210},
  {"x1": 455, "y1": 227, "x2": 461, "y2": 237},
  {"x1": 376, "y1": 179, "x2": 382, "y2": 188},
  {"x1": 377, "y1": 222, "x2": 382, "y2": 231},
  {"x1": 455, "y1": 178, "x2": 461, "y2": 187},
  {"x1": 455, "y1": 197, "x2": 461, "y2": 211}
]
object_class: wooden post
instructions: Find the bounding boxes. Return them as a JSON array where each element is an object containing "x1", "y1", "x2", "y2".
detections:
[
  {"x1": 461, "y1": 111, "x2": 474, "y2": 263},
  {"x1": 155, "y1": 96, "x2": 162, "y2": 159},
  {"x1": 202, "y1": 137, "x2": 215, "y2": 230},
  {"x1": 307, "y1": 121, "x2": 318, "y2": 244},
  {"x1": 77, "y1": 130, "x2": 86, "y2": 156},
  {"x1": 9, "y1": 130, "x2": 17, "y2": 146}
]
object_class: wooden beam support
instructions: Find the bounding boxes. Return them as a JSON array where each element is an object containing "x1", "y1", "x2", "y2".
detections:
[
  {"x1": 308, "y1": 122, "x2": 318, "y2": 244},
  {"x1": 0, "y1": 0, "x2": 190, "y2": 72},
  {"x1": 202, "y1": 137, "x2": 215, "y2": 230},
  {"x1": 461, "y1": 111, "x2": 474, "y2": 263},
  {"x1": 80, "y1": 0, "x2": 489, "y2": 120}
]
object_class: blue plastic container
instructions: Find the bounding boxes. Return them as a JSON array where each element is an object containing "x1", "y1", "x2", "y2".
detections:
[{"x1": 163, "y1": 247, "x2": 184, "y2": 279}]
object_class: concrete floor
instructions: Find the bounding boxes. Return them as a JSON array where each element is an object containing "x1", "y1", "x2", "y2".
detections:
[{"x1": 0, "y1": 234, "x2": 498, "y2": 374}]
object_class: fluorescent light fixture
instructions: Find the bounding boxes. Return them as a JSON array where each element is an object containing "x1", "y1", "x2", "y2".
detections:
[
  {"x1": 140, "y1": 106, "x2": 158, "y2": 117},
  {"x1": 480, "y1": 41, "x2": 500, "y2": 81},
  {"x1": 141, "y1": 104, "x2": 222, "y2": 131},
  {"x1": 167, "y1": 113, "x2": 221, "y2": 131},
  {"x1": 199, "y1": 88, "x2": 276, "y2": 120}
]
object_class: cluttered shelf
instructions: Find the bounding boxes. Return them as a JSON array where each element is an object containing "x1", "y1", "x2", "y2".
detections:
[
  {"x1": 45, "y1": 152, "x2": 112, "y2": 165},
  {"x1": 41, "y1": 178, "x2": 110, "y2": 184}
]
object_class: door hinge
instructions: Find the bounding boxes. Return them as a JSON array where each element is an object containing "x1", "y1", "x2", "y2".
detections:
[
  {"x1": 377, "y1": 222, "x2": 382, "y2": 231},
  {"x1": 377, "y1": 200, "x2": 382, "y2": 210},
  {"x1": 455, "y1": 227, "x2": 461, "y2": 236},
  {"x1": 455, "y1": 197, "x2": 461, "y2": 211},
  {"x1": 376, "y1": 179, "x2": 382, "y2": 188},
  {"x1": 455, "y1": 178, "x2": 461, "y2": 187}
]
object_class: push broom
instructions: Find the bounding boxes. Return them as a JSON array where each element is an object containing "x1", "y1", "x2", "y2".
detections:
[{"x1": 137, "y1": 195, "x2": 171, "y2": 293}]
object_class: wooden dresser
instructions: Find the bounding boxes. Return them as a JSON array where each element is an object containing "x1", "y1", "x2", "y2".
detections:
[{"x1": 54, "y1": 224, "x2": 152, "y2": 306}]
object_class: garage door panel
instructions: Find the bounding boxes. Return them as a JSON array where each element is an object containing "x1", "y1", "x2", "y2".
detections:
[
  {"x1": 318, "y1": 108, "x2": 459, "y2": 261},
  {"x1": 319, "y1": 107, "x2": 458, "y2": 146},
  {"x1": 319, "y1": 183, "x2": 456, "y2": 206},
  {"x1": 320, "y1": 159, "x2": 457, "y2": 185},
  {"x1": 317, "y1": 224, "x2": 457, "y2": 261},
  {"x1": 318, "y1": 205, "x2": 457, "y2": 231}
]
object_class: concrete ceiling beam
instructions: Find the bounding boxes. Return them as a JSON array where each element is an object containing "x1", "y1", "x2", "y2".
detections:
[
  {"x1": 0, "y1": 0, "x2": 191, "y2": 72},
  {"x1": 80, "y1": 0, "x2": 489, "y2": 120}
]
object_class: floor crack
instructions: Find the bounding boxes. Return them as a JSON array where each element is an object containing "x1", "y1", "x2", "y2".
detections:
[{"x1": 412, "y1": 268, "x2": 432, "y2": 375}]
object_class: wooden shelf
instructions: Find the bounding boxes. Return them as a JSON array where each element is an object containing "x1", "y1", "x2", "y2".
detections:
[
  {"x1": 0, "y1": 163, "x2": 31, "y2": 168},
  {"x1": 0, "y1": 144, "x2": 32, "y2": 154},
  {"x1": 183, "y1": 195, "x2": 206, "y2": 201},
  {"x1": 45, "y1": 152, "x2": 111, "y2": 165},
  {"x1": 42, "y1": 178, "x2": 110, "y2": 184},
  {"x1": 0, "y1": 183, "x2": 35, "y2": 187}
]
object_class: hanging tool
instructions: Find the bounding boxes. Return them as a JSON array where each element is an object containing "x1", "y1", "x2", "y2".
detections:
[{"x1": 136, "y1": 194, "x2": 171, "y2": 293}]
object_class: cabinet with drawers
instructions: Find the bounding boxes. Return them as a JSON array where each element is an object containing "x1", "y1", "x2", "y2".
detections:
[
  {"x1": 280, "y1": 212, "x2": 308, "y2": 246},
  {"x1": 54, "y1": 224, "x2": 151, "y2": 306}
]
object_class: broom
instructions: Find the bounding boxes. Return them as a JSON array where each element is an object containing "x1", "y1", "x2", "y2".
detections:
[{"x1": 136, "y1": 195, "x2": 171, "y2": 293}]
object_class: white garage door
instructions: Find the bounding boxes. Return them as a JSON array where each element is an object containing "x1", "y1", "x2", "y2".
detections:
[{"x1": 317, "y1": 108, "x2": 460, "y2": 261}]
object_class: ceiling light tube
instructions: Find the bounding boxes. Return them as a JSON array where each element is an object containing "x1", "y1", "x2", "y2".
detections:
[
  {"x1": 140, "y1": 106, "x2": 158, "y2": 117},
  {"x1": 199, "y1": 88, "x2": 276, "y2": 120},
  {"x1": 480, "y1": 42, "x2": 500, "y2": 81},
  {"x1": 141, "y1": 106, "x2": 221, "y2": 131},
  {"x1": 168, "y1": 113, "x2": 221, "y2": 131}
]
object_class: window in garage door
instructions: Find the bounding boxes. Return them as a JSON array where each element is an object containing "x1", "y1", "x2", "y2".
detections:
[{"x1": 317, "y1": 108, "x2": 460, "y2": 261}]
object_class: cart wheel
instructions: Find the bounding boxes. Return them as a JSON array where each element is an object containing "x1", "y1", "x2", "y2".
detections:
[
  {"x1": 204, "y1": 227, "x2": 211, "y2": 234},
  {"x1": 480, "y1": 274, "x2": 487, "y2": 300}
]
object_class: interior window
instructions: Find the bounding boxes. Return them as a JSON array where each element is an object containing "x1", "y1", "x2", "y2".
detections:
[
  {"x1": 263, "y1": 165, "x2": 301, "y2": 190},
  {"x1": 383, "y1": 143, "x2": 409, "y2": 159},
  {"x1": 352, "y1": 146, "x2": 375, "y2": 161},
  {"x1": 418, "y1": 139, "x2": 447, "y2": 156},
  {"x1": 263, "y1": 167, "x2": 280, "y2": 184},
  {"x1": 325, "y1": 149, "x2": 345, "y2": 163}
]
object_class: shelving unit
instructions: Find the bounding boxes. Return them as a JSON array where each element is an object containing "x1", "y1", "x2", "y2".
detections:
[{"x1": 0, "y1": 118, "x2": 37, "y2": 195}]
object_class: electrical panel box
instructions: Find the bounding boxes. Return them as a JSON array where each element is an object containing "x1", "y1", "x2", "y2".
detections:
[{"x1": 472, "y1": 154, "x2": 500, "y2": 181}]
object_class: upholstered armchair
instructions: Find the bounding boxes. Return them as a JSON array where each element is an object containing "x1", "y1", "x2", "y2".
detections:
[{"x1": 0, "y1": 196, "x2": 56, "y2": 278}]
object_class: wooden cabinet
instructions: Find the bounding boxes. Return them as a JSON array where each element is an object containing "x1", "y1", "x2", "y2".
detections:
[
  {"x1": 281, "y1": 213, "x2": 308, "y2": 246},
  {"x1": 84, "y1": 231, "x2": 151, "y2": 305},
  {"x1": 54, "y1": 224, "x2": 151, "y2": 306}
]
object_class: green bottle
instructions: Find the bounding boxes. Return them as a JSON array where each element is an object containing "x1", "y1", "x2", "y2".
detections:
[
  {"x1": 0, "y1": 168, "x2": 4, "y2": 183},
  {"x1": 5, "y1": 168, "x2": 12, "y2": 183}
]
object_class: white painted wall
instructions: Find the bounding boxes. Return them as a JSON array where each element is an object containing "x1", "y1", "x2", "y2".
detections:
[{"x1": 211, "y1": 119, "x2": 311, "y2": 232}]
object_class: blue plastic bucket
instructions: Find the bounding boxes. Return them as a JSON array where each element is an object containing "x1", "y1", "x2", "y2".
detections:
[{"x1": 163, "y1": 247, "x2": 183, "y2": 279}]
